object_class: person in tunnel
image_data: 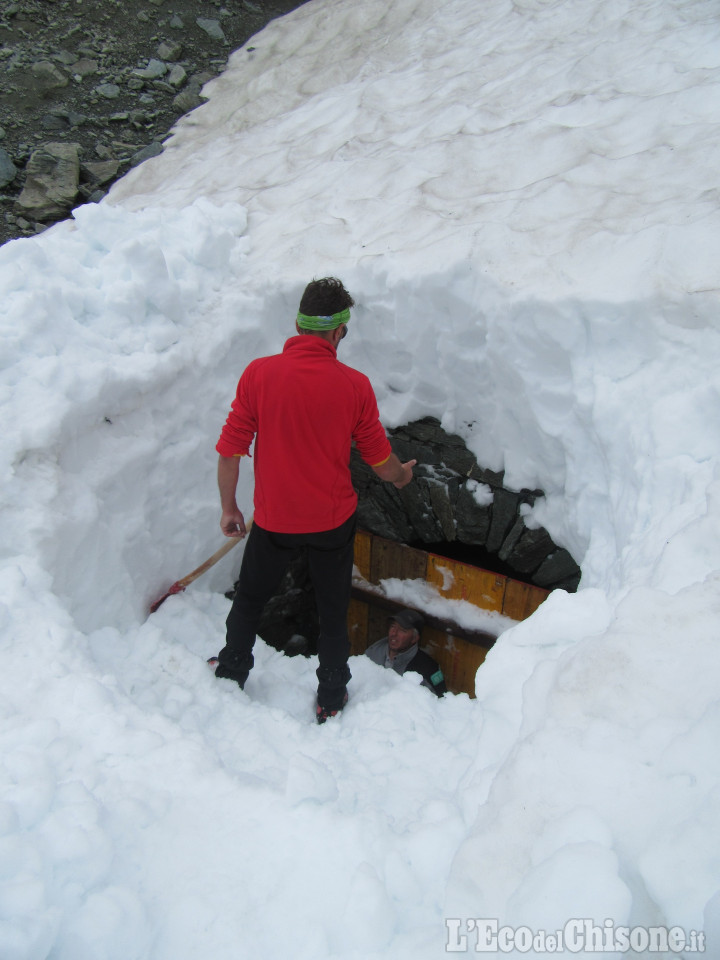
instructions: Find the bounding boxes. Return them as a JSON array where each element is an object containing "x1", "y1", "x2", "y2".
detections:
[
  {"x1": 211, "y1": 277, "x2": 416, "y2": 723},
  {"x1": 365, "y1": 608, "x2": 447, "y2": 697}
]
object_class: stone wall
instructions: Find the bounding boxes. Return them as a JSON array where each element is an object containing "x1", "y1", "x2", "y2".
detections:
[{"x1": 351, "y1": 417, "x2": 581, "y2": 592}]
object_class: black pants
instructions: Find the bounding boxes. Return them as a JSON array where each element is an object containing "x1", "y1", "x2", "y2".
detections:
[{"x1": 218, "y1": 514, "x2": 356, "y2": 707}]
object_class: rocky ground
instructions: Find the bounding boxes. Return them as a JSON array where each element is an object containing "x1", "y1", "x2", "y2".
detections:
[{"x1": 0, "y1": 0, "x2": 309, "y2": 247}]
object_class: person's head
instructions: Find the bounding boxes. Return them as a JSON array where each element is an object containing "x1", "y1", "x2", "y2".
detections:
[
  {"x1": 296, "y1": 277, "x2": 355, "y2": 347},
  {"x1": 387, "y1": 608, "x2": 424, "y2": 657}
]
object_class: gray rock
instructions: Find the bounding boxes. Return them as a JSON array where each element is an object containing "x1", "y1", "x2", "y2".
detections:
[
  {"x1": 438, "y1": 437, "x2": 476, "y2": 477},
  {"x1": 454, "y1": 482, "x2": 491, "y2": 544},
  {"x1": 400, "y1": 418, "x2": 442, "y2": 444},
  {"x1": 400, "y1": 479, "x2": 445, "y2": 543},
  {"x1": 356, "y1": 496, "x2": 402, "y2": 542},
  {"x1": 167, "y1": 64, "x2": 187, "y2": 88},
  {"x1": 390, "y1": 434, "x2": 433, "y2": 467},
  {"x1": 129, "y1": 140, "x2": 163, "y2": 167},
  {"x1": 371, "y1": 483, "x2": 417, "y2": 543},
  {"x1": 157, "y1": 41, "x2": 183, "y2": 61},
  {"x1": 427, "y1": 480, "x2": 457, "y2": 541},
  {"x1": 49, "y1": 107, "x2": 88, "y2": 129},
  {"x1": 196, "y1": 18, "x2": 226, "y2": 41},
  {"x1": 71, "y1": 59, "x2": 98, "y2": 78},
  {"x1": 173, "y1": 87, "x2": 204, "y2": 113},
  {"x1": 31, "y1": 60, "x2": 70, "y2": 93},
  {"x1": 532, "y1": 549, "x2": 582, "y2": 588},
  {"x1": 81, "y1": 159, "x2": 120, "y2": 185},
  {"x1": 95, "y1": 83, "x2": 121, "y2": 99},
  {"x1": 500, "y1": 524, "x2": 555, "y2": 574},
  {"x1": 53, "y1": 51, "x2": 78, "y2": 66},
  {"x1": 14, "y1": 142, "x2": 80, "y2": 221},
  {"x1": 41, "y1": 114, "x2": 69, "y2": 132},
  {"x1": 133, "y1": 59, "x2": 167, "y2": 80},
  {"x1": 0, "y1": 148, "x2": 17, "y2": 188},
  {"x1": 486, "y1": 488, "x2": 520, "y2": 554},
  {"x1": 497, "y1": 516, "x2": 525, "y2": 561},
  {"x1": 94, "y1": 143, "x2": 115, "y2": 160},
  {"x1": 468, "y1": 462, "x2": 504, "y2": 488},
  {"x1": 109, "y1": 141, "x2": 136, "y2": 157},
  {"x1": 349, "y1": 450, "x2": 375, "y2": 496}
]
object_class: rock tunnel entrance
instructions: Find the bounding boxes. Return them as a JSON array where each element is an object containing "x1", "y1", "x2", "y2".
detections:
[
  {"x1": 254, "y1": 417, "x2": 581, "y2": 690},
  {"x1": 351, "y1": 417, "x2": 581, "y2": 594}
]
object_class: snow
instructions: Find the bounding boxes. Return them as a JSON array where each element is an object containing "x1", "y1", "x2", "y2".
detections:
[
  {"x1": 365, "y1": 574, "x2": 519, "y2": 637},
  {"x1": 1, "y1": 0, "x2": 719, "y2": 956}
]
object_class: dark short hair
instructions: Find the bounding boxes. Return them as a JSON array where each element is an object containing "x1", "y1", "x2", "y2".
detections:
[{"x1": 299, "y1": 277, "x2": 355, "y2": 316}]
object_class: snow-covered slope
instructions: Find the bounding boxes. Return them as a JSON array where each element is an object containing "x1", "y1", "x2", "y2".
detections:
[{"x1": 1, "y1": 0, "x2": 719, "y2": 956}]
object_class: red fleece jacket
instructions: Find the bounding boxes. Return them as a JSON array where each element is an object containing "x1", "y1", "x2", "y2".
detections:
[{"x1": 216, "y1": 336, "x2": 392, "y2": 533}]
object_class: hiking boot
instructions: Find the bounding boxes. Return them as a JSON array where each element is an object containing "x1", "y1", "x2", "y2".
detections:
[
  {"x1": 316, "y1": 662, "x2": 351, "y2": 707},
  {"x1": 316, "y1": 691, "x2": 348, "y2": 724},
  {"x1": 208, "y1": 656, "x2": 249, "y2": 690}
]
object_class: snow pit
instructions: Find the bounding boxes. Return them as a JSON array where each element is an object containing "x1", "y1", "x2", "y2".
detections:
[{"x1": 1, "y1": 0, "x2": 719, "y2": 955}]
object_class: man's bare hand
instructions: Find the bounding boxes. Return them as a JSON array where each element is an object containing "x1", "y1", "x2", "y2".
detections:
[
  {"x1": 220, "y1": 509, "x2": 247, "y2": 538},
  {"x1": 392, "y1": 459, "x2": 416, "y2": 489},
  {"x1": 371, "y1": 453, "x2": 417, "y2": 489}
]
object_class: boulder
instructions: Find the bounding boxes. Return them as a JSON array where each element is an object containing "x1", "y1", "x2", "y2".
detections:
[
  {"x1": 157, "y1": 40, "x2": 184, "y2": 61},
  {"x1": 71, "y1": 59, "x2": 98, "y2": 79},
  {"x1": 81, "y1": 159, "x2": 121, "y2": 185},
  {"x1": 427, "y1": 480, "x2": 457, "y2": 541},
  {"x1": 30, "y1": 60, "x2": 69, "y2": 94},
  {"x1": 95, "y1": 83, "x2": 121, "y2": 100},
  {"x1": 499, "y1": 523, "x2": 555, "y2": 573},
  {"x1": 14, "y1": 142, "x2": 80, "y2": 221},
  {"x1": 133, "y1": 59, "x2": 168, "y2": 81},
  {"x1": 0, "y1": 148, "x2": 17, "y2": 188},
  {"x1": 399, "y1": 479, "x2": 446, "y2": 543},
  {"x1": 454, "y1": 482, "x2": 491, "y2": 544},
  {"x1": 532, "y1": 549, "x2": 582, "y2": 588},
  {"x1": 167, "y1": 65, "x2": 187, "y2": 89},
  {"x1": 129, "y1": 141, "x2": 163, "y2": 168},
  {"x1": 196, "y1": 18, "x2": 226, "y2": 41},
  {"x1": 485, "y1": 487, "x2": 520, "y2": 554}
]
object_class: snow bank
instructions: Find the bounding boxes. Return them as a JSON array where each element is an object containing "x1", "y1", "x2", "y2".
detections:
[{"x1": 1, "y1": 0, "x2": 719, "y2": 955}]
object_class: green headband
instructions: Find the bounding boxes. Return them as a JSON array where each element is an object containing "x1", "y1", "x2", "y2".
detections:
[{"x1": 296, "y1": 308, "x2": 351, "y2": 330}]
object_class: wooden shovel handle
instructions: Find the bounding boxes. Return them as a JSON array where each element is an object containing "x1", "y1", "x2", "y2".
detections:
[
  {"x1": 149, "y1": 521, "x2": 252, "y2": 613},
  {"x1": 175, "y1": 535, "x2": 244, "y2": 589}
]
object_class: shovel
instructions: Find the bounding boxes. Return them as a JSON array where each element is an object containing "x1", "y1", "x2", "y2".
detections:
[{"x1": 149, "y1": 525, "x2": 250, "y2": 613}]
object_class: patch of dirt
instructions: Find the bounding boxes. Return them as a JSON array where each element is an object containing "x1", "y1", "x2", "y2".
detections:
[{"x1": 0, "y1": 0, "x2": 309, "y2": 246}]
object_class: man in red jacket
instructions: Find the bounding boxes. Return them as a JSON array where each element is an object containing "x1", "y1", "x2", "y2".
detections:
[{"x1": 213, "y1": 277, "x2": 415, "y2": 722}]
